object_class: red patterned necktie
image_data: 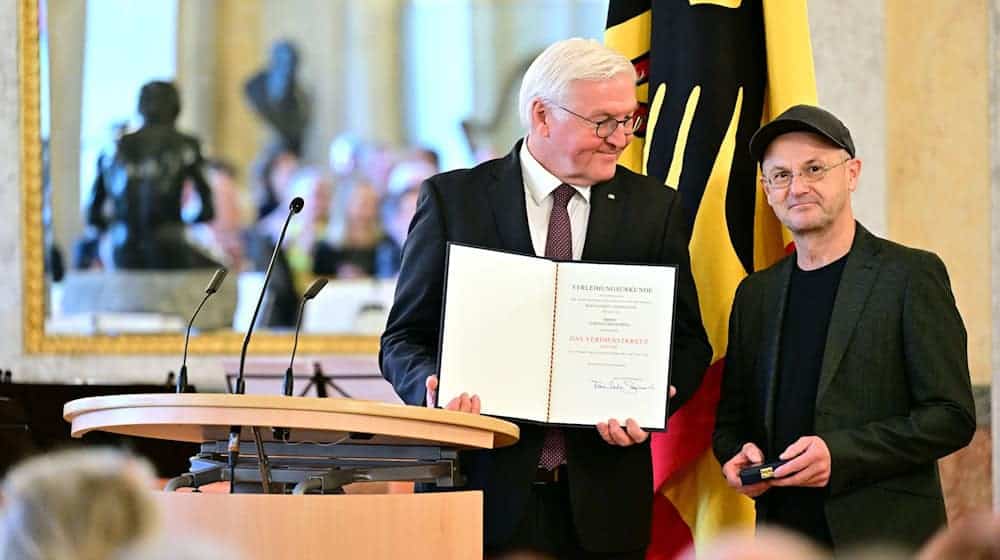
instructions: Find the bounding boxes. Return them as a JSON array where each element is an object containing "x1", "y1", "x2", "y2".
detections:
[
  {"x1": 544, "y1": 184, "x2": 575, "y2": 260},
  {"x1": 538, "y1": 184, "x2": 574, "y2": 470}
]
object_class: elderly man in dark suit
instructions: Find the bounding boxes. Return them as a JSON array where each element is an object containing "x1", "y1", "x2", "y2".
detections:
[
  {"x1": 380, "y1": 38, "x2": 711, "y2": 559},
  {"x1": 713, "y1": 105, "x2": 976, "y2": 551}
]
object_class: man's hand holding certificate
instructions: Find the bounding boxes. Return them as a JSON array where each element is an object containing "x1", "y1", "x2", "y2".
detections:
[
  {"x1": 435, "y1": 244, "x2": 677, "y2": 433},
  {"x1": 425, "y1": 375, "x2": 480, "y2": 413},
  {"x1": 425, "y1": 373, "x2": 675, "y2": 446}
]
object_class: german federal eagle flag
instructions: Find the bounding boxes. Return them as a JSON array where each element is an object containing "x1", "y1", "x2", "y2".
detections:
[{"x1": 605, "y1": 1, "x2": 817, "y2": 557}]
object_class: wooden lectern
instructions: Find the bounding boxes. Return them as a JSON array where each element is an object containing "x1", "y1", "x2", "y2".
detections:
[{"x1": 64, "y1": 394, "x2": 519, "y2": 559}]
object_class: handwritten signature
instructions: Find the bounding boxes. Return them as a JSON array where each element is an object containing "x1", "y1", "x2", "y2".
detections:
[{"x1": 591, "y1": 377, "x2": 655, "y2": 394}]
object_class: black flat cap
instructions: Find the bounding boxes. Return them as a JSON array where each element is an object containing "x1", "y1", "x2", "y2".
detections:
[{"x1": 749, "y1": 104, "x2": 855, "y2": 163}]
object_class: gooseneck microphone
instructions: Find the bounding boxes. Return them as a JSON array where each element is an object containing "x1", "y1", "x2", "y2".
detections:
[
  {"x1": 282, "y1": 277, "x2": 328, "y2": 397},
  {"x1": 229, "y1": 196, "x2": 304, "y2": 493},
  {"x1": 235, "y1": 196, "x2": 304, "y2": 395},
  {"x1": 273, "y1": 277, "x2": 328, "y2": 441},
  {"x1": 176, "y1": 268, "x2": 227, "y2": 393}
]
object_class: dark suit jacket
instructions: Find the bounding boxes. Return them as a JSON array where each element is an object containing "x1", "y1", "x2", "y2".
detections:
[
  {"x1": 713, "y1": 223, "x2": 976, "y2": 549},
  {"x1": 380, "y1": 142, "x2": 711, "y2": 553}
]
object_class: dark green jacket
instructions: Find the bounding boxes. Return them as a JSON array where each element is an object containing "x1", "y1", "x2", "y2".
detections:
[{"x1": 714, "y1": 223, "x2": 976, "y2": 549}]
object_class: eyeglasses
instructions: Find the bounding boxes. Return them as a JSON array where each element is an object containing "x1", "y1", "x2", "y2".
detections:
[
  {"x1": 555, "y1": 104, "x2": 642, "y2": 139},
  {"x1": 762, "y1": 157, "x2": 852, "y2": 190}
]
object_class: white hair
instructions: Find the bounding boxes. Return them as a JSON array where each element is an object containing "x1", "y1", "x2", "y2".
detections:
[
  {"x1": 0, "y1": 448, "x2": 159, "y2": 560},
  {"x1": 518, "y1": 37, "x2": 637, "y2": 130}
]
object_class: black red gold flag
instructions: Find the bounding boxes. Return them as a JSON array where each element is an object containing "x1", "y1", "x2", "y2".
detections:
[{"x1": 605, "y1": 1, "x2": 817, "y2": 557}]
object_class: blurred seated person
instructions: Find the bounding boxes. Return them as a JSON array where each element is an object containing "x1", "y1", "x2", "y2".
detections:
[
  {"x1": 375, "y1": 159, "x2": 434, "y2": 278},
  {"x1": 244, "y1": 147, "x2": 304, "y2": 327},
  {"x1": 327, "y1": 134, "x2": 406, "y2": 198},
  {"x1": 85, "y1": 81, "x2": 217, "y2": 270},
  {"x1": 313, "y1": 179, "x2": 392, "y2": 278},
  {"x1": 328, "y1": 132, "x2": 363, "y2": 182},
  {"x1": 357, "y1": 141, "x2": 397, "y2": 196},
  {"x1": 284, "y1": 167, "x2": 333, "y2": 284},
  {"x1": 187, "y1": 159, "x2": 252, "y2": 271},
  {"x1": 403, "y1": 145, "x2": 440, "y2": 174},
  {"x1": 0, "y1": 448, "x2": 160, "y2": 560},
  {"x1": 385, "y1": 158, "x2": 437, "y2": 204},
  {"x1": 417, "y1": 146, "x2": 440, "y2": 171},
  {"x1": 376, "y1": 187, "x2": 420, "y2": 278},
  {"x1": 250, "y1": 141, "x2": 300, "y2": 221}
]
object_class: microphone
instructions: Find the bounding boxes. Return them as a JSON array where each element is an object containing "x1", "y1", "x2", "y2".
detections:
[
  {"x1": 229, "y1": 196, "x2": 304, "y2": 493},
  {"x1": 274, "y1": 277, "x2": 327, "y2": 441},
  {"x1": 282, "y1": 278, "x2": 328, "y2": 397},
  {"x1": 176, "y1": 268, "x2": 227, "y2": 393},
  {"x1": 235, "y1": 196, "x2": 304, "y2": 395}
]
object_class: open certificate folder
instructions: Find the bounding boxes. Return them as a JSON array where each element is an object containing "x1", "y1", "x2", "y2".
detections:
[{"x1": 437, "y1": 244, "x2": 677, "y2": 430}]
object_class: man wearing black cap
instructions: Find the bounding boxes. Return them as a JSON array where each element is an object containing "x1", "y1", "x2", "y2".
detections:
[{"x1": 712, "y1": 104, "x2": 976, "y2": 551}]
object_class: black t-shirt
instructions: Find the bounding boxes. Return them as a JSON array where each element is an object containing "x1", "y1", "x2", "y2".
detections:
[{"x1": 765, "y1": 254, "x2": 847, "y2": 546}]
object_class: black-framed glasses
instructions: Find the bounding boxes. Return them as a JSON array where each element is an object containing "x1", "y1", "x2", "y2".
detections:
[
  {"x1": 762, "y1": 157, "x2": 852, "y2": 191},
  {"x1": 555, "y1": 104, "x2": 641, "y2": 139}
]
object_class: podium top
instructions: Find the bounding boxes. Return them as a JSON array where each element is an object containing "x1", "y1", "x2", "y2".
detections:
[{"x1": 63, "y1": 393, "x2": 519, "y2": 449}]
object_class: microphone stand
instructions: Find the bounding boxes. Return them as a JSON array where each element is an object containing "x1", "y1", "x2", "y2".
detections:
[
  {"x1": 273, "y1": 277, "x2": 328, "y2": 442},
  {"x1": 282, "y1": 278, "x2": 328, "y2": 397},
  {"x1": 229, "y1": 197, "x2": 303, "y2": 493},
  {"x1": 177, "y1": 268, "x2": 228, "y2": 393}
]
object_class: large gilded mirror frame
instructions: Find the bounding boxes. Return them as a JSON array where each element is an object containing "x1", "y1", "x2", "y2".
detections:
[{"x1": 18, "y1": 0, "x2": 377, "y2": 355}]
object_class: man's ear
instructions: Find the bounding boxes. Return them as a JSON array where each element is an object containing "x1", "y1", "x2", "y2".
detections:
[
  {"x1": 847, "y1": 157, "x2": 862, "y2": 193},
  {"x1": 531, "y1": 99, "x2": 551, "y2": 138}
]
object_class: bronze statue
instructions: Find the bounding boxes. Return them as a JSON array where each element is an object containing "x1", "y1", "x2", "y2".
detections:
[
  {"x1": 85, "y1": 81, "x2": 216, "y2": 270},
  {"x1": 244, "y1": 40, "x2": 309, "y2": 156}
]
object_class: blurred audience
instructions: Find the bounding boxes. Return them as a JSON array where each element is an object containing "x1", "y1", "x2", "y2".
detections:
[
  {"x1": 67, "y1": 85, "x2": 451, "y2": 325},
  {"x1": 385, "y1": 158, "x2": 437, "y2": 201},
  {"x1": 284, "y1": 166, "x2": 334, "y2": 285},
  {"x1": 244, "y1": 198, "x2": 300, "y2": 328},
  {"x1": 377, "y1": 158, "x2": 435, "y2": 277},
  {"x1": 0, "y1": 448, "x2": 159, "y2": 560},
  {"x1": 250, "y1": 141, "x2": 301, "y2": 221},
  {"x1": 356, "y1": 141, "x2": 397, "y2": 196},
  {"x1": 7, "y1": 447, "x2": 990, "y2": 560},
  {"x1": 376, "y1": 186, "x2": 419, "y2": 278},
  {"x1": 405, "y1": 146, "x2": 441, "y2": 172},
  {"x1": 314, "y1": 179, "x2": 389, "y2": 278},
  {"x1": 328, "y1": 132, "x2": 364, "y2": 181},
  {"x1": 187, "y1": 158, "x2": 252, "y2": 272},
  {"x1": 240, "y1": 141, "x2": 308, "y2": 327}
]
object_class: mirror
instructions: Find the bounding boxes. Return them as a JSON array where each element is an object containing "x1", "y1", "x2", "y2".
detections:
[{"x1": 22, "y1": 0, "x2": 609, "y2": 354}]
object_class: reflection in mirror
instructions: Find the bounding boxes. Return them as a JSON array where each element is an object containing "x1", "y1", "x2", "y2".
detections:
[{"x1": 30, "y1": 0, "x2": 608, "y2": 353}]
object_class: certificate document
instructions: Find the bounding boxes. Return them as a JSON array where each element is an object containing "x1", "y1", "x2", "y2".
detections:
[{"x1": 437, "y1": 244, "x2": 676, "y2": 430}]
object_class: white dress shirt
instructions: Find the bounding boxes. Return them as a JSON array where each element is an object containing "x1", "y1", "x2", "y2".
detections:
[{"x1": 519, "y1": 140, "x2": 591, "y2": 260}]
